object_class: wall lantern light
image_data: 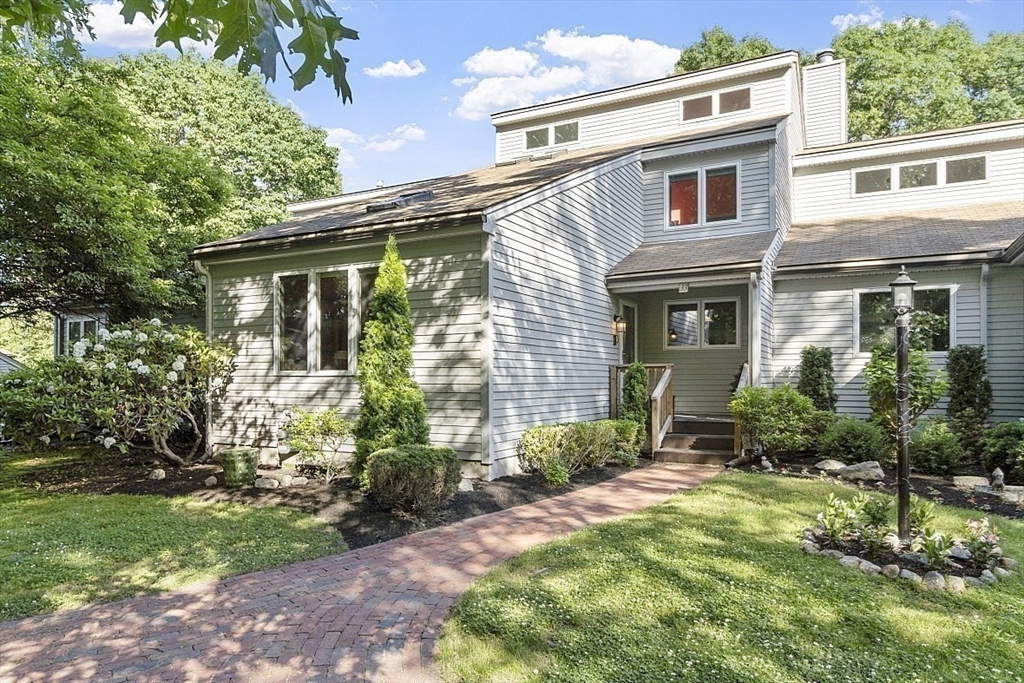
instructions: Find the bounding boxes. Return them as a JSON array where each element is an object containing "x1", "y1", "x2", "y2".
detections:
[
  {"x1": 668, "y1": 328, "x2": 678, "y2": 344},
  {"x1": 613, "y1": 315, "x2": 628, "y2": 335}
]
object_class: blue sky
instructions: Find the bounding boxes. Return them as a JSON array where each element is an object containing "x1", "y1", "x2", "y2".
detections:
[{"x1": 83, "y1": 0, "x2": 1024, "y2": 194}]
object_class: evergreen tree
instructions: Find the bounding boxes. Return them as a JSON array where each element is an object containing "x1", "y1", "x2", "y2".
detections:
[{"x1": 352, "y1": 236, "x2": 430, "y2": 484}]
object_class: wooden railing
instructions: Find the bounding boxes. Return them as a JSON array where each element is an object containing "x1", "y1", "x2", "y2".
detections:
[{"x1": 609, "y1": 363, "x2": 674, "y2": 453}]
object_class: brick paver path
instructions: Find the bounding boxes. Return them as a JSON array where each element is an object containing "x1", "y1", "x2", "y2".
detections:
[{"x1": 0, "y1": 464, "x2": 717, "y2": 682}]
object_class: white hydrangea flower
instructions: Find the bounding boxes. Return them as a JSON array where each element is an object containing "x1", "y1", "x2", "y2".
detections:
[
  {"x1": 166, "y1": 370, "x2": 178, "y2": 383},
  {"x1": 105, "y1": 361, "x2": 117, "y2": 370},
  {"x1": 175, "y1": 355, "x2": 186, "y2": 363},
  {"x1": 172, "y1": 360, "x2": 185, "y2": 372},
  {"x1": 71, "y1": 340, "x2": 87, "y2": 359},
  {"x1": 136, "y1": 364, "x2": 151, "y2": 375},
  {"x1": 136, "y1": 332, "x2": 148, "y2": 343},
  {"x1": 98, "y1": 328, "x2": 112, "y2": 341},
  {"x1": 127, "y1": 358, "x2": 141, "y2": 368},
  {"x1": 149, "y1": 318, "x2": 162, "y2": 326},
  {"x1": 102, "y1": 436, "x2": 116, "y2": 449},
  {"x1": 164, "y1": 334, "x2": 177, "y2": 342},
  {"x1": 93, "y1": 343, "x2": 105, "y2": 352}
]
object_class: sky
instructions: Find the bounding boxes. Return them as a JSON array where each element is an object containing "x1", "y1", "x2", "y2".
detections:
[{"x1": 81, "y1": 0, "x2": 1024, "y2": 195}]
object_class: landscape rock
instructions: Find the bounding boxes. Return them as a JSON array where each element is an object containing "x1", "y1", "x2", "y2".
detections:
[
  {"x1": 262, "y1": 471, "x2": 293, "y2": 487},
  {"x1": 923, "y1": 571, "x2": 946, "y2": 591},
  {"x1": 995, "y1": 487, "x2": 1024, "y2": 504},
  {"x1": 459, "y1": 478, "x2": 475, "y2": 492},
  {"x1": 899, "y1": 569, "x2": 922, "y2": 583},
  {"x1": 993, "y1": 567, "x2": 1012, "y2": 579},
  {"x1": 882, "y1": 564, "x2": 901, "y2": 579},
  {"x1": 254, "y1": 477, "x2": 280, "y2": 489},
  {"x1": 148, "y1": 469, "x2": 166, "y2": 481},
  {"x1": 803, "y1": 529, "x2": 817, "y2": 542},
  {"x1": 258, "y1": 451, "x2": 281, "y2": 468},
  {"x1": 946, "y1": 575, "x2": 966, "y2": 593},
  {"x1": 839, "y1": 555, "x2": 861, "y2": 568},
  {"x1": 965, "y1": 576, "x2": 985, "y2": 588},
  {"x1": 800, "y1": 540, "x2": 821, "y2": 555},
  {"x1": 204, "y1": 476, "x2": 218, "y2": 487},
  {"x1": 814, "y1": 459, "x2": 846, "y2": 472},
  {"x1": 999, "y1": 557, "x2": 1019, "y2": 570},
  {"x1": 837, "y1": 461, "x2": 885, "y2": 482},
  {"x1": 980, "y1": 569, "x2": 998, "y2": 585},
  {"x1": 820, "y1": 549, "x2": 844, "y2": 560},
  {"x1": 948, "y1": 546, "x2": 972, "y2": 561},
  {"x1": 290, "y1": 476, "x2": 309, "y2": 487},
  {"x1": 859, "y1": 560, "x2": 882, "y2": 575},
  {"x1": 952, "y1": 475, "x2": 989, "y2": 490},
  {"x1": 902, "y1": 552, "x2": 930, "y2": 567}
]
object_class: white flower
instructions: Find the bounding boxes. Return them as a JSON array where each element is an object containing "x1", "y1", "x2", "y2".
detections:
[
  {"x1": 149, "y1": 318, "x2": 162, "y2": 326},
  {"x1": 166, "y1": 371, "x2": 178, "y2": 383},
  {"x1": 164, "y1": 334, "x2": 177, "y2": 342},
  {"x1": 93, "y1": 343, "x2": 105, "y2": 352},
  {"x1": 136, "y1": 332, "x2": 148, "y2": 343},
  {"x1": 136, "y1": 364, "x2": 151, "y2": 375},
  {"x1": 71, "y1": 340, "x2": 87, "y2": 359},
  {"x1": 105, "y1": 361, "x2": 117, "y2": 370},
  {"x1": 172, "y1": 360, "x2": 185, "y2": 372},
  {"x1": 39, "y1": 435, "x2": 50, "y2": 446},
  {"x1": 102, "y1": 436, "x2": 116, "y2": 449},
  {"x1": 175, "y1": 355, "x2": 186, "y2": 363},
  {"x1": 127, "y1": 358, "x2": 141, "y2": 368},
  {"x1": 98, "y1": 328, "x2": 111, "y2": 341}
]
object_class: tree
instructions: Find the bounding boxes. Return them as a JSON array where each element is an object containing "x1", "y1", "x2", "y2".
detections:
[
  {"x1": 797, "y1": 346, "x2": 838, "y2": 413},
  {"x1": 0, "y1": 315, "x2": 53, "y2": 364},
  {"x1": 0, "y1": 0, "x2": 358, "y2": 101},
  {"x1": 111, "y1": 51, "x2": 342, "y2": 236},
  {"x1": 0, "y1": 47, "x2": 231, "y2": 322},
  {"x1": 352, "y1": 236, "x2": 431, "y2": 485},
  {"x1": 835, "y1": 19, "x2": 1024, "y2": 139},
  {"x1": 674, "y1": 26, "x2": 781, "y2": 74},
  {"x1": 864, "y1": 346, "x2": 948, "y2": 441}
]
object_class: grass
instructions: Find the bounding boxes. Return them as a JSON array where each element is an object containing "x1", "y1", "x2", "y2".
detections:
[
  {"x1": 437, "y1": 472, "x2": 1024, "y2": 683},
  {"x1": 0, "y1": 449, "x2": 346, "y2": 622}
]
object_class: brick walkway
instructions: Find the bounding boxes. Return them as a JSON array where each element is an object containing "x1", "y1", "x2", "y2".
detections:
[{"x1": 0, "y1": 464, "x2": 717, "y2": 683}]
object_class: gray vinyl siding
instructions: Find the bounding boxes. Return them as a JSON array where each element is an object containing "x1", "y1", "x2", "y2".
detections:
[
  {"x1": 772, "y1": 268, "x2": 983, "y2": 417},
  {"x1": 636, "y1": 285, "x2": 749, "y2": 417},
  {"x1": 203, "y1": 228, "x2": 484, "y2": 463},
  {"x1": 489, "y1": 160, "x2": 645, "y2": 470},
  {"x1": 641, "y1": 144, "x2": 772, "y2": 243},
  {"x1": 802, "y1": 60, "x2": 847, "y2": 148},
  {"x1": 495, "y1": 73, "x2": 791, "y2": 163},
  {"x1": 794, "y1": 140, "x2": 1024, "y2": 222},
  {"x1": 0, "y1": 352, "x2": 21, "y2": 374},
  {"x1": 988, "y1": 264, "x2": 1024, "y2": 421}
]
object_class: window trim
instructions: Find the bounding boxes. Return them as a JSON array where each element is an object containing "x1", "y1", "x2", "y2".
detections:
[
  {"x1": 852, "y1": 285, "x2": 958, "y2": 356},
  {"x1": 678, "y1": 86, "x2": 752, "y2": 124},
  {"x1": 850, "y1": 152, "x2": 989, "y2": 198},
  {"x1": 663, "y1": 297, "x2": 741, "y2": 351},
  {"x1": 663, "y1": 161, "x2": 743, "y2": 230},
  {"x1": 523, "y1": 120, "x2": 579, "y2": 151},
  {"x1": 274, "y1": 266, "x2": 362, "y2": 376},
  {"x1": 59, "y1": 313, "x2": 106, "y2": 356}
]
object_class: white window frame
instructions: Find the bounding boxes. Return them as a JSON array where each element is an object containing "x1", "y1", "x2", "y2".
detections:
[
  {"x1": 663, "y1": 298, "x2": 741, "y2": 350},
  {"x1": 852, "y1": 285, "x2": 958, "y2": 356},
  {"x1": 850, "y1": 152, "x2": 989, "y2": 198},
  {"x1": 273, "y1": 266, "x2": 362, "y2": 376},
  {"x1": 60, "y1": 313, "x2": 107, "y2": 355},
  {"x1": 663, "y1": 161, "x2": 743, "y2": 230},
  {"x1": 678, "y1": 86, "x2": 752, "y2": 123},
  {"x1": 524, "y1": 120, "x2": 579, "y2": 151}
]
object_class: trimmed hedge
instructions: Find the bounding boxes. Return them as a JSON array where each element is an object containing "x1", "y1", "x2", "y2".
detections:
[
  {"x1": 909, "y1": 419, "x2": 963, "y2": 475},
  {"x1": 621, "y1": 362, "x2": 649, "y2": 428},
  {"x1": 729, "y1": 385, "x2": 825, "y2": 457},
  {"x1": 517, "y1": 419, "x2": 640, "y2": 487},
  {"x1": 365, "y1": 444, "x2": 461, "y2": 513},
  {"x1": 818, "y1": 417, "x2": 887, "y2": 465}
]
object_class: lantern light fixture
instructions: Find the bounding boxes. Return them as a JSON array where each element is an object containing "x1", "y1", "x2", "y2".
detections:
[{"x1": 889, "y1": 265, "x2": 917, "y2": 315}]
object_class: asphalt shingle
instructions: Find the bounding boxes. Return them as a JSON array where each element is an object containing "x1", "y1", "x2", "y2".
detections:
[{"x1": 608, "y1": 231, "x2": 776, "y2": 278}]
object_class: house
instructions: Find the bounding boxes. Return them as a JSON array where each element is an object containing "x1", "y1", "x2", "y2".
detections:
[
  {"x1": 0, "y1": 350, "x2": 23, "y2": 375},
  {"x1": 192, "y1": 51, "x2": 1024, "y2": 479}
]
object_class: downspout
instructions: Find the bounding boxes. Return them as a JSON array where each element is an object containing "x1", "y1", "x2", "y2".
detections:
[
  {"x1": 194, "y1": 259, "x2": 215, "y2": 460},
  {"x1": 749, "y1": 271, "x2": 761, "y2": 386},
  {"x1": 980, "y1": 263, "x2": 989, "y2": 349}
]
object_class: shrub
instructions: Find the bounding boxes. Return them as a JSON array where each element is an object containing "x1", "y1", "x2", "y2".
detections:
[
  {"x1": 283, "y1": 408, "x2": 352, "y2": 483},
  {"x1": 861, "y1": 524, "x2": 895, "y2": 558},
  {"x1": 365, "y1": 445, "x2": 461, "y2": 513},
  {"x1": 728, "y1": 385, "x2": 817, "y2": 457},
  {"x1": 946, "y1": 345, "x2": 992, "y2": 461},
  {"x1": 911, "y1": 530, "x2": 953, "y2": 570},
  {"x1": 607, "y1": 419, "x2": 642, "y2": 467},
  {"x1": 860, "y1": 496, "x2": 893, "y2": 528},
  {"x1": 909, "y1": 419, "x2": 963, "y2": 475},
  {"x1": 352, "y1": 236, "x2": 431, "y2": 484},
  {"x1": 864, "y1": 346, "x2": 947, "y2": 443},
  {"x1": 797, "y1": 345, "x2": 837, "y2": 412},
  {"x1": 962, "y1": 518, "x2": 1000, "y2": 565},
  {"x1": 818, "y1": 417, "x2": 887, "y2": 465},
  {"x1": 620, "y1": 362, "x2": 649, "y2": 428},
  {"x1": 0, "y1": 319, "x2": 233, "y2": 464},
  {"x1": 517, "y1": 420, "x2": 635, "y2": 487},
  {"x1": 816, "y1": 494, "x2": 862, "y2": 543},
  {"x1": 909, "y1": 495, "x2": 936, "y2": 535},
  {"x1": 980, "y1": 420, "x2": 1024, "y2": 483}
]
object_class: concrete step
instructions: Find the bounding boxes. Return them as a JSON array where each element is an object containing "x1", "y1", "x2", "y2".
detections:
[
  {"x1": 652, "y1": 449, "x2": 733, "y2": 466},
  {"x1": 672, "y1": 417, "x2": 735, "y2": 436},
  {"x1": 662, "y1": 433, "x2": 734, "y2": 452}
]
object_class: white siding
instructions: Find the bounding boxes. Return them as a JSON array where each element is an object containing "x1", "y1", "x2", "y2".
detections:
[
  {"x1": 205, "y1": 230, "x2": 484, "y2": 464},
  {"x1": 772, "y1": 268, "x2": 982, "y2": 417},
  {"x1": 794, "y1": 141, "x2": 1024, "y2": 221},
  {"x1": 489, "y1": 160, "x2": 645, "y2": 472},
  {"x1": 802, "y1": 60, "x2": 847, "y2": 148},
  {"x1": 641, "y1": 144, "x2": 772, "y2": 243},
  {"x1": 495, "y1": 73, "x2": 791, "y2": 163},
  {"x1": 0, "y1": 352, "x2": 22, "y2": 375},
  {"x1": 988, "y1": 264, "x2": 1024, "y2": 421}
]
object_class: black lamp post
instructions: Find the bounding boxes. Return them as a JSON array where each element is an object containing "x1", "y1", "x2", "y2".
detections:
[{"x1": 890, "y1": 266, "x2": 916, "y2": 542}]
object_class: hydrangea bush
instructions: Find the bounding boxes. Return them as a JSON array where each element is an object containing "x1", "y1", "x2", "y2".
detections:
[{"x1": 0, "y1": 319, "x2": 233, "y2": 465}]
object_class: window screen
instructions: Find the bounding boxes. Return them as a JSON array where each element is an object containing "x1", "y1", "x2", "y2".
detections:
[
  {"x1": 899, "y1": 162, "x2": 937, "y2": 189},
  {"x1": 279, "y1": 274, "x2": 309, "y2": 371},
  {"x1": 668, "y1": 172, "x2": 699, "y2": 226},
  {"x1": 854, "y1": 168, "x2": 891, "y2": 194},
  {"x1": 719, "y1": 88, "x2": 751, "y2": 114},
  {"x1": 682, "y1": 95, "x2": 713, "y2": 121},
  {"x1": 318, "y1": 272, "x2": 348, "y2": 371},
  {"x1": 705, "y1": 166, "x2": 738, "y2": 222},
  {"x1": 525, "y1": 127, "x2": 549, "y2": 149},
  {"x1": 946, "y1": 156, "x2": 985, "y2": 184},
  {"x1": 554, "y1": 122, "x2": 578, "y2": 144}
]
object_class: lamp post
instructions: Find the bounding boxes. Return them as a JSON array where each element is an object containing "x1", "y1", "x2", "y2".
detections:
[{"x1": 890, "y1": 266, "x2": 916, "y2": 542}]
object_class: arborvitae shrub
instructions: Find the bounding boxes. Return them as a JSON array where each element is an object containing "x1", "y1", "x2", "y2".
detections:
[
  {"x1": 797, "y1": 345, "x2": 838, "y2": 412},
  {"x1": 946, "y1": 345, "x2": 992, "y2": 462},
  {"x1": 621, "y1": 362, "x2": 649, "y2": 428}
]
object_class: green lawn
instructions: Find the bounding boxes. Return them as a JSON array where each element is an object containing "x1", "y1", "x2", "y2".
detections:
[
  {"x1": 437, "y1": 473, "x2": 1024, "y2": 683},
  {"x1": 0, "y1": 450, "x2": 346, "y2": 622}
]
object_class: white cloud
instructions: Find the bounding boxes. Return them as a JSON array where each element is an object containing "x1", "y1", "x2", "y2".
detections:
[
  {"x1": 453, "y1": 30, "x2": 679, "y2": 120},
  {"x1": 362, "y1": 58, "x2": 427, "y2": 78},
  {"x1": 831, "y1": 4, "x2": 885, "y2": 31},
  {"x1": 364, "y1": 139, "x2": 407, "y2": 152},
  {"x1": 949, "y1": 9, "x2": 968, "y2": 20},
  {"x1": 83, "y1": 2, "x2": 213, "y2": 53},
  {"x1": 324, "y1": 128, "x2": 364, "y2": 169},
  {"x1": 463, "y1": 47, "x2": 538, "y2": 76},
  {"x1": 392, "y1": 123, "x2": 426, "y2": 141}
]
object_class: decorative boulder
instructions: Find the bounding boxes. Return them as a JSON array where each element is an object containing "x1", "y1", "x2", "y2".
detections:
[
  {"x1": 459, "y1": 477, "x2": 475, "y2": 492},
  {"x1": 858, "y1": 560, "x2": 882, "y2": 575},
  {"x1": 882, "y1": 564, "x2": 901, "y2": 579},
  {"x1": 839, "y1": 555, "x2": 861, "y2": 568},
  {"x1": 952, "y1": 476, "x2": 989, "y2": 490},
  {"x1": 993, "y1": 567, "x2": 1012, "y2": 579},
  {"x1": 148, "y1": 469, "x2": 166, "y2": 481},
  {"x1": 204, "y1": 476, "x2": 218, "y2": 487},
  {"x1": 923, "y1": 571, "x2": 946, "y2": 591},
  {"x1": 949, "y1": 546, "x2": 972, "y2": 561},
  {"x1": 290, "y1": 476, "x2": 309, "y2": 487},
  {"x1": 254, "y1": 477, "x2": 280, "y2": 489},
  {"x1": 821, "y1": 549, "x2": 844, "y2": 560},
  {"x1": 837, "y1": 461, "x2": 885, "y2": 482},
  {"x1": 800, "y1": 540, "x2": 821, "y2": 554},
  {"x1": 814, "y1": 459, "x2": 846, "y2": 472},
  {"x1": 980, "y1": 569, "x2": 998, "y2": 585},
  {"x1": 899, "y1": 569, "x2": 922, "y2": 583},
  {"x1": 999, "y1": 557, "x2": 1019, "y2": 570},
  {"x1": 965, "y1": 576, "x2": 985, "y2": 588},
  {"x1": 946, "y1": 575, "x2": 966, "y2": 593}
]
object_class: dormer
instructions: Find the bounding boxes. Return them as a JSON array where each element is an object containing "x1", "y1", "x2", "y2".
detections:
[{"x1": 490, "y1": 52, "x2": 802, "y2": 164}]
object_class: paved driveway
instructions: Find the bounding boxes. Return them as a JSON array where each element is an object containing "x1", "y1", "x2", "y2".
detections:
[{"x1": 0, "y1": 464, "x2": 717, "y2": 682}]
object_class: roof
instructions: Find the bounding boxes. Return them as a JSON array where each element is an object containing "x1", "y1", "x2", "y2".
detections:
[
  {"x1": 0, "y1": 350, "x2": 24, "y2": 371},
  {"x1": 193, "y1": 115, "x2": 786, "y2": 258},
  {"x1": 795, "y1": 119, "x2": 1024, "y2": 158},
  {"x1": 608, "y1": 231, "x2": 776, "y2": 279},
  {"x1": 777, "y1": 201, "x2": 1024, "y2": 269}
]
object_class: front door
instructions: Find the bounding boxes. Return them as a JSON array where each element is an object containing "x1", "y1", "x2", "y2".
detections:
[{"x1": 620, "y1": 301, "x2": 638, "y2": 365}]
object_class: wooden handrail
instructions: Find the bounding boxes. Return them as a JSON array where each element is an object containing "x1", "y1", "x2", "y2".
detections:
[{"x1": 609, "y1": 363, "x2": 674, "y2": 454}]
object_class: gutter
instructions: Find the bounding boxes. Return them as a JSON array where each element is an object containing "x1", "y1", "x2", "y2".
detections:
[
  {"x1": 774, "y1": 250, "x2": 1003, "y2": 278},
  {"x1": 607, "y1": 260, "x2": 764, "y2": 284}
]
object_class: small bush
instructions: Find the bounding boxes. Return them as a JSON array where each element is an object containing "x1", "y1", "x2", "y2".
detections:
[
  {"x1": 283, "y1": 407, "x2": 352, "y2": 483},
  {"x1": 729, "y1": 385, "x2": 817, "y2": 457},
  {"x1": 946, "y1": 346, "x2": 992, "y2": 462},
  {"x1": 365, "y1": 444, "x2": 461, "y2": 513},
  {"x1": 517, "y1": 420, "x2": 635, "y2": 486},
  {"x1": 797, "y1": 345, "x2": 837, "y2": 412},
  {"x1": 568, "y1": 421, "x2": 617, "y2": 469},
  {"x1": 517, "y1": 424, "x2": 581, "y2": 486},
  {"x1": 818, "y1": 417, "x2": 887, "y2": 464},
  {"x1": 606, "y1": 419, "x2": 642, "y2": 467},
  {"x1": 911, "y1": 530, "x2": 953, "y2": 570},
  {"x1": 909, "y1": 495, "x2": 936, "y2": 535},
  {"x1": 980, "y1": 420, "x2": 1024, "y2": 483},
  {"x1": 909, "y1": 419, "x2": 963, "y2": 475},
  {"x1": 962, "y1": 518, "x2": 1000, "y2": 565},
  {"x1": 620, "y1": 362, "x2": 648, "y2": 428},
  {"x1": 816, "y1": 493, "x2": 862, "y2": 543},
  {"x1": 860, "y1": 496, "x2": 893, "y2": 528}
]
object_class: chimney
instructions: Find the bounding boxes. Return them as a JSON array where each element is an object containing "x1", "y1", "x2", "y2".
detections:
[{"x1": 802, "y1": 50, "x2": 847, "y2": 147}]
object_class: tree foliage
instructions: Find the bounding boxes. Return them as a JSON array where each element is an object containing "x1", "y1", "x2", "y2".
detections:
[
  {"x1": 352, "y1": 236, "x2": 431, "y2": 485},
  {"x1": 621, "y1": 362, "x2": 649, "y2": 428},
  {"x1": 0, "y1": 0, "x2": 358, "y2": 100},
  {"x1": 674, "y1": 26, "x2": 781, "y2": 74},
  {"x1": 797, "y1": 345, "x2": 838, "y2": 412},
  {"x1": 864, "y1": 347, "x2": 948, "y2": 441}
]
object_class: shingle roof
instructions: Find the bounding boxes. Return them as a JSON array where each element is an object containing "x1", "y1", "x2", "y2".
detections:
[
  {"x1": 794, "y1": 119, "x2": 1024, "y2": 158},
  {"x1": 608, "y1": 231, "x2": 776, "y2": 279},
  {"x1": 192, "y1": 116, "x2": 786, "y2": 257},
  {"x1": 777, "y1": 201, "x2": 1024, "y2": 268}
]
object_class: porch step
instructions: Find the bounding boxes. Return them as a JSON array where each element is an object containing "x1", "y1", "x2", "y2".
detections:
[
  {"x1": 661, "y1": 433, "x2": 734, "y2": 452},
  {"x1": 672, "y1": 416, "x2": 735, "y2": 436},
  {"x1": 652, "y1": 448, "x2": 733, "y2": 466}
]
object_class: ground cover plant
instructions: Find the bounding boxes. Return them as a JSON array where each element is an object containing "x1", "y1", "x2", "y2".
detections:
[
  {"x1": 0, "y1": 449, "x2": 345, "y2": 622},
  {"x1": 437, "y1": 473, "x2": 1023, "y2": 683}
]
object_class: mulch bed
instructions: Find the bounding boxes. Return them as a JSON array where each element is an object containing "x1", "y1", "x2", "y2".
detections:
[
  {"x1": 9, "y1": 451, "x2": 652, "y2": 550},
  {"x1": 738, "y1": 452, "x2": 1024, "y2": 520}
]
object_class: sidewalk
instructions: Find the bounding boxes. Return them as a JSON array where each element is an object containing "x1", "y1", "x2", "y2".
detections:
[{"x1": 0, "y1": 463, "x2": 717, "y2": 682}]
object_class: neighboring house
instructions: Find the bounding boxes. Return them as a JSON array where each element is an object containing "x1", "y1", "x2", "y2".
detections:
[
  {"x1": 192, "y1": 51, "x2": 1024, "y2": 479},
  {"x1": 53, "y1": 311, "x2": 107, "y2": 357},
  {"x1": 0, "y1": 350, "x2": 24, "y2": 375}
]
